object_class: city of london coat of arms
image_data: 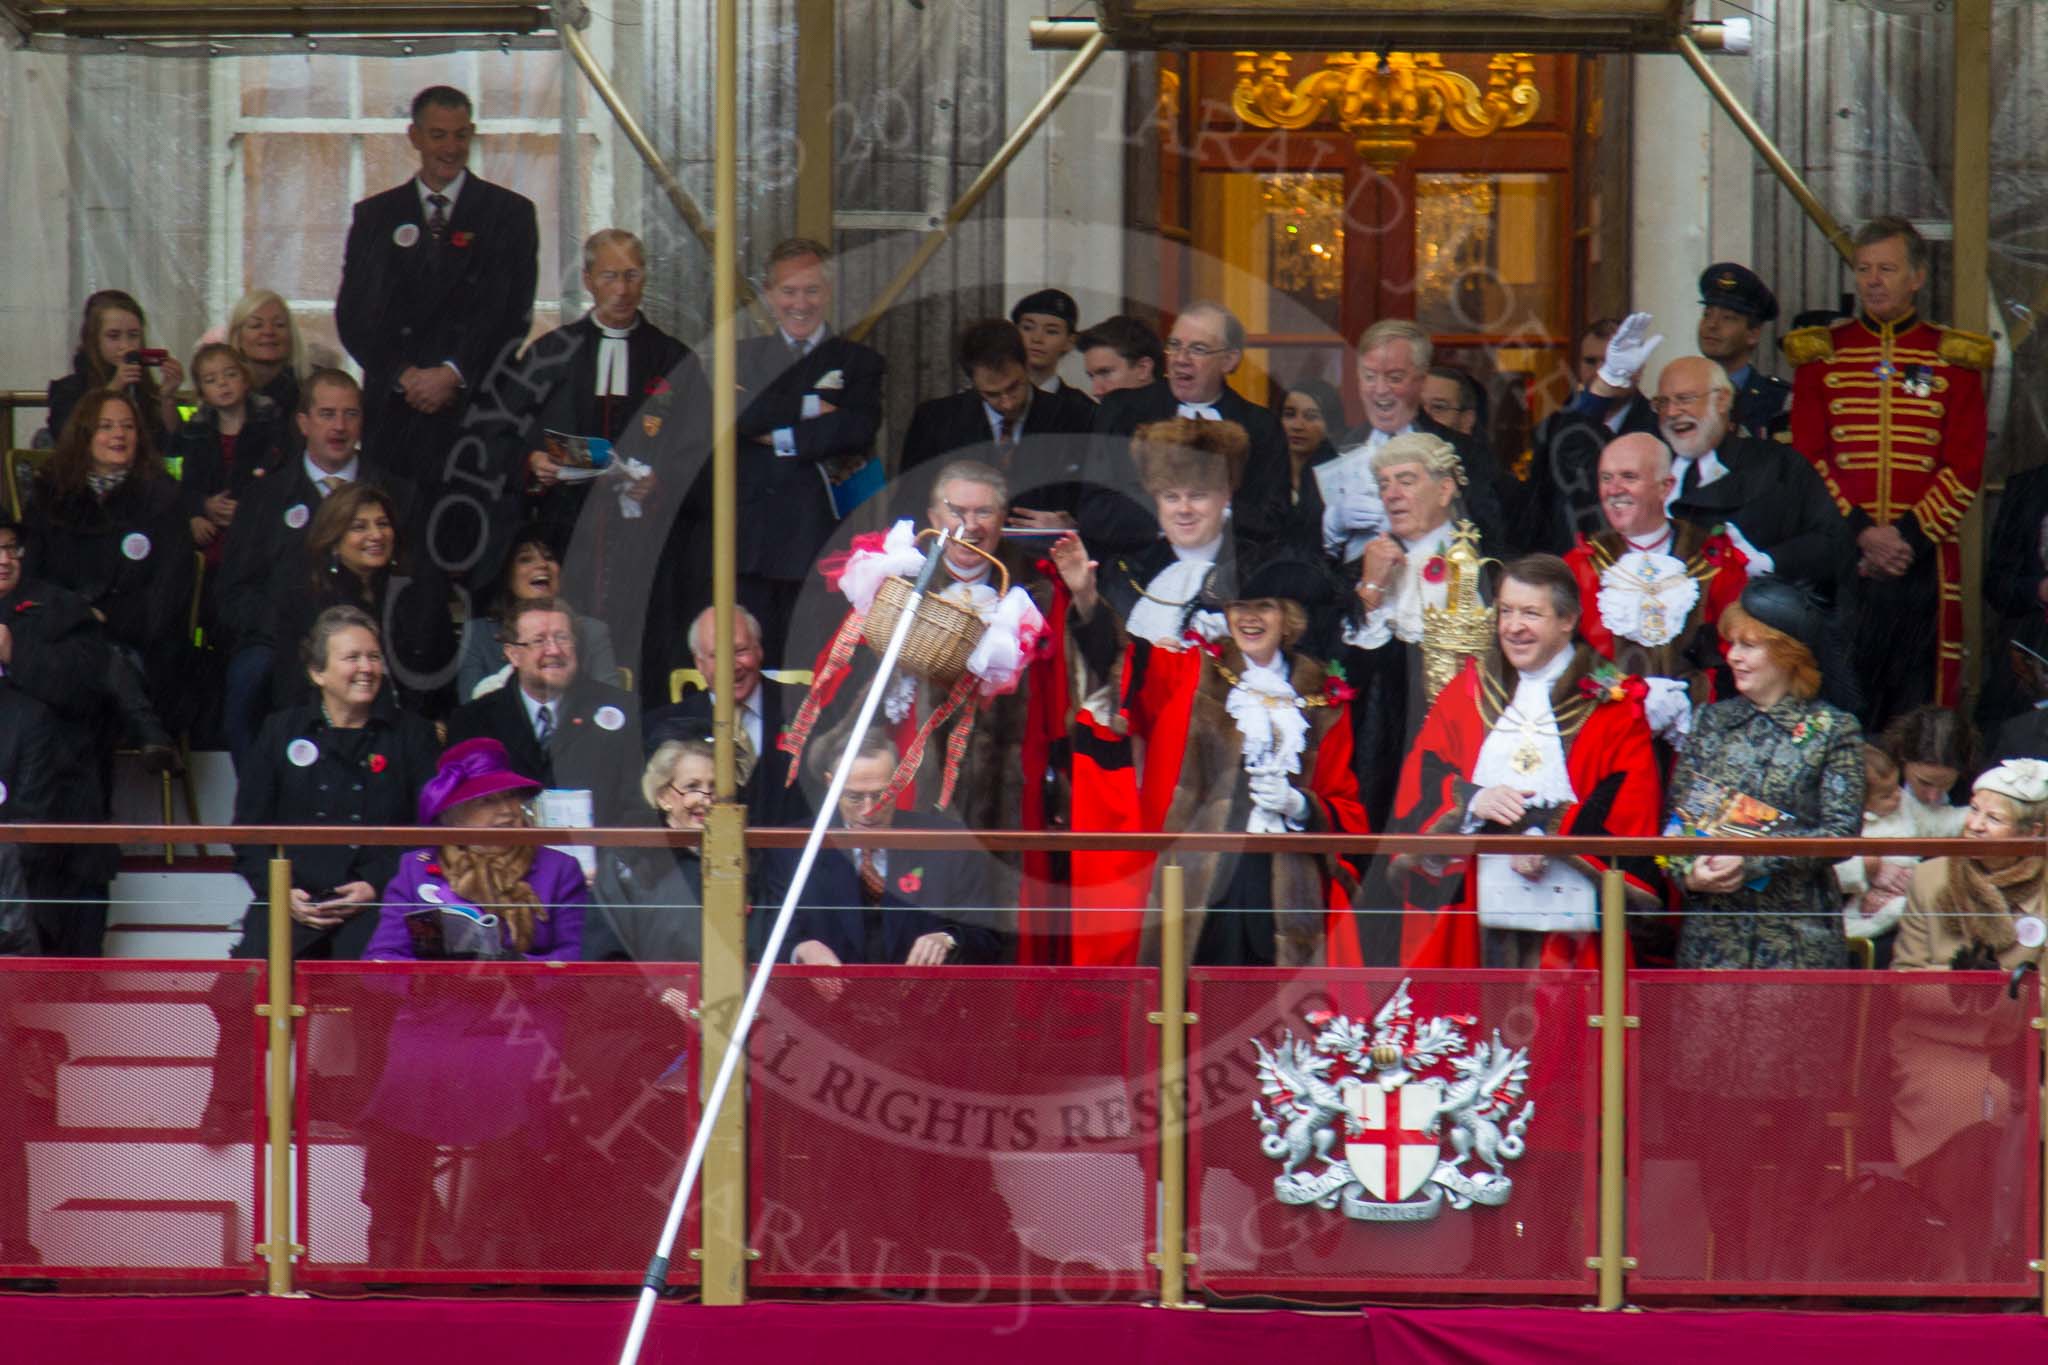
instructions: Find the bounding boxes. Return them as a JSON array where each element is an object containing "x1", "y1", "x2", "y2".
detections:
[{"x1": 1250, "y1": 978, "x2": 1535, "y2": 1222}]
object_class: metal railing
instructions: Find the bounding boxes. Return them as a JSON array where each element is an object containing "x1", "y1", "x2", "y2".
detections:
[{"x1": 0, "y1": 820, "x2": 2043, "y2": 1309}]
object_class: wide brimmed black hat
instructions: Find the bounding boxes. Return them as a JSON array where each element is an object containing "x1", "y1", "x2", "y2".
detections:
[
  {"x1": 1234, "y1": 552, "x2": 1341, "y2": 613},
  {"x1": 1739, "y1": 575, "x2": 1862, "y2": 715}
]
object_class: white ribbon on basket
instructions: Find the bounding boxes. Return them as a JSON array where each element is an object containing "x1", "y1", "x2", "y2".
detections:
[{"x1": 835, "y1": 519, "x2": 1049, "y2": 699}]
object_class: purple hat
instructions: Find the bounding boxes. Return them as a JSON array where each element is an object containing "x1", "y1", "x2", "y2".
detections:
[{"x1": 418, "y1": 737, "x2": 542, "y2": 824}]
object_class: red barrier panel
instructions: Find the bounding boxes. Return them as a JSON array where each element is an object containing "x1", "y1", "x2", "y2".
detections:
[
  {"x1": 748, "y1": 966, "x2": 1159, "y2": 1293},
  {"x1": 295, "y1": 962, "x2": 700, "y2": 1286},
  {"x1": 1629, "y1": 970, "x2": 2042, "y2": 1297},
  {"x1": 1187, "y1": 968, "x2": 1600, "y2": 1296},
  {"x1": 0, "y1": 960, "x2": 265, "y2": 1282}
]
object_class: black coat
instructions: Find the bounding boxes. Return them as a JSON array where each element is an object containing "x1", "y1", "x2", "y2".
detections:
[
  {"x1": 1668, "y1": 435, "x2": 1852, "y2": 599},
  {"x1": 334, "y1": 175, "x2": 540, "y2": 425},
  {"x1": 1527, "y1": 392, "x2": 1661, "y2": 554},
  {"x1": 483, "y1": 314, "x2": 696, "y2": 556},
  {"x1": 0, "y1": 687, "x2": 57, "y2": 955},
  {"x1": 896, "y1": 384, "x2": 1098, "y2": 519},
  {"x1": 733, "y1": 332, "x2": 886, "y2": 581},
  {"x1": 1094, "y1": 379, "x2": 1297, "y2": 555},
  {"x1": 0, "y1": 580, "x2": 119, "y2": 888},
  {"x1": 585, "y1": 844, "x2": 707, "y2": 963},
  {"x1": 232, "y1": 702, "x2": 441, "y2": 959},
  {"x1": 266, "y1": 562, "x2": 458, "y2": 717},
  {"x1": 1730, "y1": 365, "x2": 1792, "y2": 441},
  {"x1": 1986, "y1": 464, "x2": 2048, "y2": 624},
  {"x1": 445, "y1": 672, "x2": 646, "y2": 827},
  {"x1": 770, "y1": 812, "x2": 1002, "y2": 965},
  {"x1": 642, "y1": 679, "x2": 811, "y2": 827},
  {"x1": 45, "y1": 358, "x2": 171, "y2": 452},
  {"x1": 23, "y1": 472, "x2": 193, "y2": 660},
  {"x1": 168, "y1": 399, "x2": 291, "y2": 523},
  {"x1": 221, "y1": 462, "x2": 420, "y2": 654}
]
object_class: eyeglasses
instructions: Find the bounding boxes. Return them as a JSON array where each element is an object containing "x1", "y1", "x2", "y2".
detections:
[
  {"x1": 510, "y1": 632, "x2": 576, "y2": 651},
  {"x1": 1422, "y1": 398, "x2": 1470, "y2": 417},
  {"x1": 1164, "y1": 339, "x2": 1233, "y2": 359},
  {"x1": 667, "y1": 780, "x2": 715, "y2": 801},
  {"x1": 839, "y1": 789, "x2": 893, "y2": 807},
  {"x1": 1649, "y1": 391, "x2": 1709, "y2": 414},
  {"x1": 0, "y1": 542, "x2": 23, "y2": 559}
]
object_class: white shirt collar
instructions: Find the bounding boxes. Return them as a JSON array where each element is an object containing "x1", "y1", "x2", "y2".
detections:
[
  {"x1": 519, "y1": 682, "x2": 558, "y2": 736},
  {"x1": 1034, "y1": 373, "x2": 1061, "y2": 394},
  {"x1": 1666, "y1": 450, "x2": 1729, "y2": 511},
  {"x1": 779, "y1": 324, "x2": 831, "y2": 353},
  {"x1": 984, "y1": 396, "x2": 1029, "y2": 439},
  {"x1": 416, "y1": 171, "x2": 467, "y2": 212},
  {"x1": 1174, "y1": 533, "x2": 1224, "y2": 565},
  {"x1": 589, "y1": 310, "x2": 640, "y2": 340},
  {"x1": 304, "y1": 453, "x2": 360, "y2": 490},
  {"x1": 1518, "y1": 645, "x2": 1574, "y2": 691}
]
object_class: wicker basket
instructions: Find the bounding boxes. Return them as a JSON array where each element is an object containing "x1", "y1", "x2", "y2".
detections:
[{"x1": 861, "y1": 531, "x2": 1009, "y2": 685}]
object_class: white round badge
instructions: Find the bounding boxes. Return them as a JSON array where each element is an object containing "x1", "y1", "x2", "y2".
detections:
[
  {"x1": 0, "y1": 779, "x2": 8, "y2": 807},
  {"x1": 594, "y1": 705, "x2": 625, "y2": 732},
  {"x1": 2017, "y1": 915, "x2": 2047, "y2": 950},
  {"x1": 393, "y1": 222, "x2": 421, "y2": 249},
  {"x1": 287, "y1": 738, "x2": 319, "y2": 768},
  {"x1": 419, "y1": 884, "x2": 445, "y2": 906},
  {"x1": 121, "y1": 532, "x2": 151, "y2": 561},
  {"x1": 285, "y1": 503, "x2": 310, "y2": 530}
]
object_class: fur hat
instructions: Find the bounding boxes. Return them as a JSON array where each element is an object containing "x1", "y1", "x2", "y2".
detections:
[{"x1": 1131, "y1": 417, "x2": 1248, "y2": 494}]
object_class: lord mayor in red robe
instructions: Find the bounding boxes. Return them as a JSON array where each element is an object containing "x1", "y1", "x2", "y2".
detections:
[{"x1": 1391, "y1": 554, "x2": 1664, "y2": 968}]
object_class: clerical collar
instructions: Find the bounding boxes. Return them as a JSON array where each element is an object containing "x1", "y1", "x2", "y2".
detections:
[
  {"x1": 1859, "y1": 307, "x2": 1917, "y2": 337},
  {"x1": 590, "y1": 312, "x2": 639, "y2": 339},
  {"x1": 1620, "y1": 522, "x2": 1672, "y2": 554},
  {"x1": 1517, "y1": 645, "x2": 1574, "y2": 689},
  {"x1": 1174, "y1": 533, "x2": 1224, "y2": 564}
]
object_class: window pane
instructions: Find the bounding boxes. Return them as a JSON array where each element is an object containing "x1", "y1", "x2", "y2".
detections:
[
  {"x1": 242, "y1": 133, "x2": 351, "y2": 305},
  {"x1": 363, "y1": 132, "x2": 418, "y2": 197},
  {"x1": 1192, "y1": 170, "x2": 1346, "y2": 336},
  {"x1": 1414, "y1": 172, "x2": 1564, "y2": 339},
  {"x1": 359, "y1": 55, "x2": 471, "y2": 121},
  {"x1": 240, "y1": 55, "x2": 352, "y2": 118},
  {"x1": 477, "y1": 50, "x2": 568, "y2": 118}
]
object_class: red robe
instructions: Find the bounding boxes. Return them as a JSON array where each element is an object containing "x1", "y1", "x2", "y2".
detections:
[
  {"x1": 1390, "y1": 648, "x2": 1664, "y2": 968},
  {"x1": 1565, "y1": 520, "x2": 1747, "y2": 705},
  {"x1": 1785, "y1": 311, "x2": 1990, "y2": 706}
]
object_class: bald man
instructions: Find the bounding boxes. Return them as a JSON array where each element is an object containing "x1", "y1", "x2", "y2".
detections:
[
  {"x1": 1563, "y1": 431, "x2": 1751, "y2": 742},
  {"x1": 1656, "y1": 355, "x2": 1851, "y2": 605}
]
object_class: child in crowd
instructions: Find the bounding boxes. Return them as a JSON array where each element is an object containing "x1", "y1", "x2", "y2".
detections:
[
  {"x1": 169, "y1": 342, "x2": 285, "y2": 567},
  {"x1": 1838, "y1": 706, "x2": 1971, "y2": 966},
  {"x1": 44, "y1": 288, "x2": 185, "y2": 446}
]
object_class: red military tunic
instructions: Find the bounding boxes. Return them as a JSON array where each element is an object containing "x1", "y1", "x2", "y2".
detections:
[
  {"x1": 1389, "y1": 648, "x2": 1665, "y2": 968},
  {"x1": 1565, "y1": 519, "x2": 1747, "y2": 707},
  {"x1": 1784, "y1": 310, "x2": 1991, "y2": 706}
]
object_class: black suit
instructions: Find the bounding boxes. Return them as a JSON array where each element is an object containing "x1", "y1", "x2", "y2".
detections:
[
  {"x1": 445, "y1": 673, "x2": 645, "y2": 827},
  {"x1": 769, "y1": 812, "x2": 1002, "y2": 964},
  {"x1": 896, "y1": 384, "x2": 1097, "y2": 519},
  {"x1": 1527, "y1": 392, "x2": 1660, "y2": 554},
  {"x1": 641, "y1": 680, "x2": 811, "y2": 827},
  {"x1": 1094, "y1": 379, "x2": 1297, "y2": 555},
  {"x1": 732, "y1": 331, "x2": 885, "y2": 661},
  {"x1": 1669, "y1": 436, "x2": 1851, "y2": 598},
  {"x1": 335, "y1": 174, "x2": 539, "y2": 480}
]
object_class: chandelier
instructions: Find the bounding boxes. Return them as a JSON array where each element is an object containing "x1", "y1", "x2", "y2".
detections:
[
  {"x1": 1232, "y1": 51, "x2": 1541, "y2": 172},
  {"x1": 1260, "y1": 174, "x2": 1345, "y2": 300}
]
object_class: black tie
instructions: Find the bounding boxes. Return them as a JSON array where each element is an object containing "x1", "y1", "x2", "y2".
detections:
[
  {"x1": 1680, "y1": 458, "x2": 1702, "y2": 499},
  {"x1": 426, "y1": 192, "x2": 449, "y2": 242}
]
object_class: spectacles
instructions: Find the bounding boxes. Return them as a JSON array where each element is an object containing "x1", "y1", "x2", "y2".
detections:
[
  {"x1": 0, "y1": 542, "x2": 23, "y2": 559},
  {"x1": 1423, "y1": 399, "x2": 1470, "y2": 417},
  {"x1": 1649, "y1": 391, "x2": 1709, "y2": 414},
  {"x1": 667, "y1": 780, "x2": 715, "y2": 801},
  {"x1": 1164, "y1": 339, "x2": 1233, "y2": 359},
  {"x1": 839, "y1": 789, "x2": 892, "y2": 807},
  {"x1": 511, "y1": 632, "x2": 576, "y2": 651}
]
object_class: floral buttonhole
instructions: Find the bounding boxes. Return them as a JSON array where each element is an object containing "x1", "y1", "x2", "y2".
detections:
[
  {"x1": 1323, "y1": 660, "x2": 1356, "y2": 703},
  {"x1": 13, "y1": 600, "x2": 38, "y2": 614},
  {"x1": 1422, "y1": 556, "x2": 1447, "y2": 584},
  {"x1": 897, "y1": 868, "x2": 924, "y2": 895},
  {"x1": 645, "y1": 375, "x2": 670, "y2": 397},
  {"x1": 449, "y1": 230, "x2": 475, "y2": 248},
  {"x1": 368, "y1": 753, "x2": 387, "y2": 774}
]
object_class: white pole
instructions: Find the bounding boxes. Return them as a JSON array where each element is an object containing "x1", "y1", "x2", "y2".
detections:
[{"x1": 616, "y1": 533, "x2": 959, "y2": 1365}]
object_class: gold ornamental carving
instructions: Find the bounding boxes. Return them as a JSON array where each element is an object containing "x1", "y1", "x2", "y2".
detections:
[{"x1": 1232, "y1": 51, "x2": 1541, "y2": 172}]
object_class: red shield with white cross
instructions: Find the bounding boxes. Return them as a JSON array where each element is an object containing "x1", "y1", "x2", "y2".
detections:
[{"x1": 1345, "y1": 1077, "x2": 1441, "y2": 1202}]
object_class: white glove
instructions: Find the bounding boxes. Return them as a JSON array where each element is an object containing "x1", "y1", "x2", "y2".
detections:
[
  {"x1": 1641, "y1": 675, "x2": 1693, "y2": 744},
  {"x1": 1598, "y1": 311, "x2": 1663, "y2": 389},
  {"x1": 1337, "y1": 480, "x2": 1386, "y2": 534},
  {"x1": 1248, "y1": 770, "x2": 1309, "y2": 825}
]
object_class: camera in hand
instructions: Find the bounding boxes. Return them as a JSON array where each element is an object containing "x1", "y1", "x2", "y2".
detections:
[{"x1": 128, "y1": 348, "x2": 169, "y2": 367}]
